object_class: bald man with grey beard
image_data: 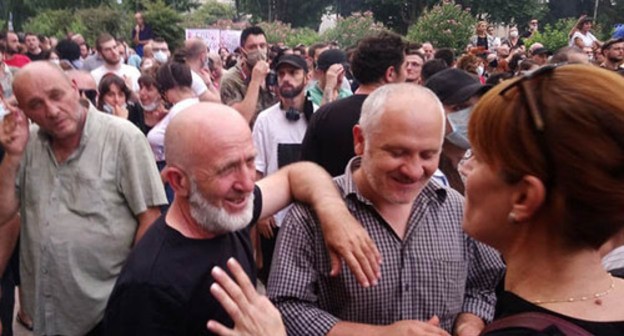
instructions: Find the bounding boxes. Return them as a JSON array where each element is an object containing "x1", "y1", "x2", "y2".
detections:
[{"x1": 103, "y1": 103, "x2": 381, "y2": 335}]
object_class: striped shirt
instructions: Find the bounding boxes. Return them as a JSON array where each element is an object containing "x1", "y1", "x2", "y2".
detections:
[{"x1": 268, "y1": 157, "x2": 504, "y2": 335}]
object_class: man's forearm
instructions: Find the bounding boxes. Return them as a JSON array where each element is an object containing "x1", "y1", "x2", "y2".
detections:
[
  {"x1": 231, "y1": 80, "x2": 262, "y2": 123},
  {"x1": 0, "y1": 155, "x2": 21, "y2": 226}
]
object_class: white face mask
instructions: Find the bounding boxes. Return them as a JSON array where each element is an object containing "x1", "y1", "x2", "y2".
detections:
[
  {"x1": 510, "y1": 31, "x2": 519, "y2": 38},
  {"x1": 446, "y1": 106, "x2": 473, "y2": 150},
  {"x1": 154, "y1": 50, "x2": 168, "y2": 64},
  {"x1": 102, "y1": 102, "x2": 127, "y2": 114},
  {"x1": 140, "y1": 101, "x2": 159, "y2": 112}
]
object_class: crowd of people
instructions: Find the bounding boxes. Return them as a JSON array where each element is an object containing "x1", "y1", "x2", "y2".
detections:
[{"x1": 0, "y1": 9, "x2": 623, "y2": 336}]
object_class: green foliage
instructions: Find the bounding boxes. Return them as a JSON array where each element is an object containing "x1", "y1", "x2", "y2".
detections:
[
  {"x1": 238, "y1": 0, "x2": 331, "y2": 28},
  {"x1": 22, "y1": 9, "x2": 84, "y2": 38},
  {"x1": 321, "y1": 11, "x2": 386, "y2": 48},
  {"x1": 525, "y1": 17, "x2": 577, "y2": 52},
  {"x1": 142, "y1": 0, "x2": 184, "y2": 50},
  {"x1": 256, "y1": 21, "x2": 322, "y2": 47},
  {"x1": 464, "y1": 0, "x2": 547, "y2": 25},
  {"x1": 75, "y1": 6, "x2": 132, "y2": 45},
  {"x1": 182, "y1": 0, "x2": 236, "y2": 28},
  {"x1": 407, "y1": 1, "x2": 476, "y2": 52}
]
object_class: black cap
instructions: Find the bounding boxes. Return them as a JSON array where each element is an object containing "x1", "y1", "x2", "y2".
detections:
[
  {"x1": 425, "y1": 68, "x2": 490, "y2": 105},
  {"x1": 275, "y1": 54, "x2": 308, "y2": 72},
  {"x1": 532, "y1": 47, "x2": 553, "y2": 56},
  {"x1": 316, "y1": 49, "x2": 347, "y2": 71}
]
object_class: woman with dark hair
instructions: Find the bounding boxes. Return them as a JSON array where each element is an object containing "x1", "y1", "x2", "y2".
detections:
[
  {"x1": 569, "y1": 15, "x2": 601, "y2": 50},
  {"x1": 97, "y1": 73, "x2": 147, "y2": 133},
  {"x1": 137, "y1": 70, "x2": 168, "y2": 134},
  {"x1": 147, "y1": 62, "x2": 197, "y2": 204},
  {"x1": 463, "y1": 65, "x2": 624, "y2": 334}
]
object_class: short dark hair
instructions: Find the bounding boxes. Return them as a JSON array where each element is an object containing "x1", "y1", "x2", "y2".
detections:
[
  {"x1": 95, "y1": 33, "x2": 115, "y2": 52},
  {"x1": 351, "y1": 31, "x2": 406, "y2": 85},
  {"x1": 24, "y1": 32, "x2": 37, "y2": 39},
  {"x1": 55, "y1": 39, "x2": 81, "y2": 61},
  {"x1": 156, "y1": 62, "x2": 193, "y2": 92},
  {"x1": 434, "y1": 48, "x2": 455, "y2": 67},
  {"x1": 421, "y1": 59, "x2": 449, "y2": 83},
  {"x1": 97, "y1": 74, "x2": 131, "y2": 110},
  {"x1": 240, "y1": 26, "x2": 265, "y2": 48},
  {"x1": 308, "y1": 42, "x2": 328, "y2": 59}
]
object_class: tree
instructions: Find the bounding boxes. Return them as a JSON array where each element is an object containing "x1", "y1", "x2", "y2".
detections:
[
  {"x1": 142, "y1": 0, "x2": 184, "y2": 50},
  {"x1": 461, "y1": 0, "x2": 547, "y2": 26},
  {"x1": 321, "y1": 11, "x2": 386, "y2": 48},
  {"x1": 407, "y1": 1, "x2": 476, "y2": 52},
  {"x1": 363, "y1": 0, "x2": 438, "y2": 34},
  {"x1": 183, "y1": 0, "x2": 236, "y2": 28},
  {"x1": 238, "y1": 0, "x2": 331, "y2": 28},
  {"x1": 525, "y1": 17, "x2": 577, "y2": 52},
  {"x1": 257, "y1": 21, "x2": 321, "y2": 47}
]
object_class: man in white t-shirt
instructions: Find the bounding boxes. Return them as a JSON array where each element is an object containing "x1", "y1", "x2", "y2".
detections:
[
  {"x1": 90, "y1": 33, "x2": 141, "y2": 92},
  {"x1": 252, "y1": 54, "x2": 316, "y2": 283}
]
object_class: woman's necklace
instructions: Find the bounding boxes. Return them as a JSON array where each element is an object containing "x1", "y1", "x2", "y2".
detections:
[{"x1": 531, "y1": 274, "x2": 615, "y2": 305}]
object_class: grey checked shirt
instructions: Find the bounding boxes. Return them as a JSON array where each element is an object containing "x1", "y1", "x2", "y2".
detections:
[{"x1": 267, "y1": 157, "x2": 504, "y2": 335}]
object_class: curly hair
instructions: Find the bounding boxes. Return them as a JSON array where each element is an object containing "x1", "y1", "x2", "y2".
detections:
[{"x1": 351, "y1": 31, "x2": 406, "y2": 85}]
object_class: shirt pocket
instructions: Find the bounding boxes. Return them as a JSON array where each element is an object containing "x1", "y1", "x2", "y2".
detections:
[{"x1": 64, "y1": 174, "x2": 105, "y2": 217}]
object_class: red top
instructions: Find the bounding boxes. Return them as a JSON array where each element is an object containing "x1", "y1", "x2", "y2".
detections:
[{"x1": 5, "y1": 54, "x2": 31, "y2": 68}]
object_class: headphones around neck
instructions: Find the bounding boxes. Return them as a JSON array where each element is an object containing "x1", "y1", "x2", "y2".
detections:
[{"x1": 284, "y1": 93, "x2": 314, "y2": 122}]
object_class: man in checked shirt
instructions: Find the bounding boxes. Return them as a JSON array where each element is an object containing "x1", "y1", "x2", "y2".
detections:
[{"x1": 268, "y1": 83, "x2": 504, "y2": 336}]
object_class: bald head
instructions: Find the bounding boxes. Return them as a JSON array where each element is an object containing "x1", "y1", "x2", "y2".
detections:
[
  {"x1": 184, "y1": 38, "x2": 208, "y2": 61},
  {"x1": 359, "y1": 83, "x2": 444, "y2": 139},
  {"x1": 165, "y1": 103, "x2": 251, "y2": 170},
  {"x1": 13, "y1": 62, "x2": 72, "y2": 104}
]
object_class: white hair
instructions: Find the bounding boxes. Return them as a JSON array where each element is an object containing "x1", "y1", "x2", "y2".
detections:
[{"x1": 188, "y1": 178, "x2": 254, "y2": 234}]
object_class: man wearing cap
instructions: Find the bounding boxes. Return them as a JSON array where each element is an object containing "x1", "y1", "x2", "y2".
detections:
[
  {"x1": 307, "y1": 49, "x2": 353, "y2": 106},
  {"x1": 601, "y1": 38, "x2": 624, "y2": 71},
  {"x1": 252, "y1": 55, "x2": 317, "y2": 283},
  {"x1": 531, "y1": 47, "x2": 552, "y2": 66},
  {"x1": 425, "y1": 68, "x2": 490, "y2": 195}
]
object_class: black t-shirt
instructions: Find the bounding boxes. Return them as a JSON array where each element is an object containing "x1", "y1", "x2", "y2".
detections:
[
  {"x1": 484, "y1": 290, "x2": 624, "y2": 335},
  {"x1": 25, "y1": 51, "x2": 48, "y2": 61},
  {"x1": 301, "y1": 94, "x2": 368, "y2": 177},
  {"x1": 102, "y1": 186, "x2": 263, "y2": 336},
  {"x1": 477, "y1": 36, "x2": 489, "y2": 49}
]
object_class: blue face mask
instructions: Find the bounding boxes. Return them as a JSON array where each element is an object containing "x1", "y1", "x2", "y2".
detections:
[{"x1": 446, "y1": 106, "x2": 472, "y2": 150}]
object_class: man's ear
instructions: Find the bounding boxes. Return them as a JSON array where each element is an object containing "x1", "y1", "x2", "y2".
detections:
[
  {"x1": 384, "y1": 65, "x2": 396, "y2": 83},
  {"x1": 353, "y1": 124, "x2": 365, "y2": 156},
  {"x1": 510, "y1": 175, "x2": 546, "y2": 223},
  {"x1": 162, "y1": 166, "x2": 190, "y2": 197}
]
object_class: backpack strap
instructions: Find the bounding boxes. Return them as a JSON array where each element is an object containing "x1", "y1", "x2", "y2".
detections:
[{"x1": 482, "y1": 312, "x2": 594, "y2": 336}]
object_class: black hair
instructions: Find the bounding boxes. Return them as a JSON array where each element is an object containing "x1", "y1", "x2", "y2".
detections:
[
  {"x1": 55, "y1": 39, "x2": 81, "y2": 61},
  {"x1": 156, "y1": 62, "x2": 193, "y2": 92},
  {"x1": 97, "y1": 74, "x2": 131, "y2": 110},
  {"x1": 351, "y1": 31, "x2": 406, "y2": 85},
  {"x1": 434, "y1": 48, "x2": 455, "y2": 67},
  {"x1": 240, "y1": 26, "x2": 266, "y2": 48},
  {"x1": 421, "y1": 59, "x2": 449, "y2": 83}
]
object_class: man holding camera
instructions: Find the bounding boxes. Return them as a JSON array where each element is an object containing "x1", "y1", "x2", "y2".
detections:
[{"x1": 220, "y1": 26, "x2": 277, "y2": 125}]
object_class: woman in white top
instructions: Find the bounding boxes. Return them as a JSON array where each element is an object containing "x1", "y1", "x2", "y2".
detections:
[
  {"x1": 147, "y1": 62, "x2": 199, "y2": 164},
  {"x1": 569, "y1": 16, "x2": 601, "y2": 50},
  {"x1": 147, "y1": 62, "x2": 199, "y2": 205}
]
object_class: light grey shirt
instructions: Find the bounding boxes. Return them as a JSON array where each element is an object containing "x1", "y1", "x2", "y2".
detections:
[{"x1": 18, "y1": 104, "x2": 167, "y2": 335}]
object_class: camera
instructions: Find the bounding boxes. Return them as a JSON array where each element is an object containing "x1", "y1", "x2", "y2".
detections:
[{"x1": 266, "y1": 70, "x2": 277, "y2": 87}]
